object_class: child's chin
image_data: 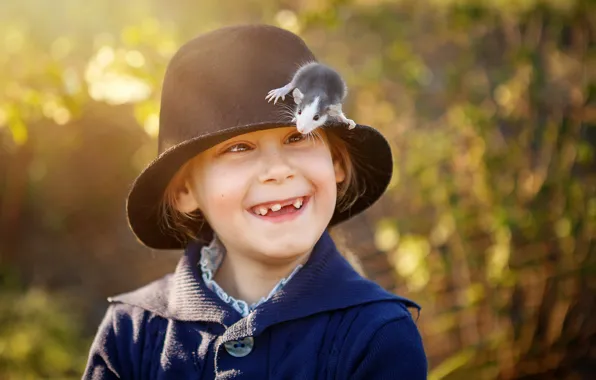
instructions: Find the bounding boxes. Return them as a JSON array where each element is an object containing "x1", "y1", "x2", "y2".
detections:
[{"x1": 256, "y1": 235, "x2": 318, "y2": 259}]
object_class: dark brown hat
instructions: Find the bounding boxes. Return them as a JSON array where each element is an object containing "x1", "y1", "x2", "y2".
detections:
[{"x1": 127, "y1": 24, "x2": 393, "y2": 249}]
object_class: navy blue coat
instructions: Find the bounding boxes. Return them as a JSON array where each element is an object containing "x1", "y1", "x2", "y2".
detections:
[{"x1": 83, "y1": 232, "x2": 428, "y2": 379}]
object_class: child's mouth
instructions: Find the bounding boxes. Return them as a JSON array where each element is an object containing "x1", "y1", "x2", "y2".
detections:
[{"x1": 248, "y1": 196, "x2": 310, "y2": 222}]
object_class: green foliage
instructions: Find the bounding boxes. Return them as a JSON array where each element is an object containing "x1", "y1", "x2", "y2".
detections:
[{"x1": 0, "y1": 268, "x2": 90, "y2": 379}]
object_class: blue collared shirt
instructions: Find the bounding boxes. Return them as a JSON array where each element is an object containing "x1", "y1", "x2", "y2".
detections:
[{"x1": 83, "y1": 231, "x2": 428, "y2": 379}]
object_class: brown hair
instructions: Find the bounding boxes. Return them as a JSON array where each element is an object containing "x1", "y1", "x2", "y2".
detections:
[{"x1": 159, "y1": 128, "x2": 362, "y2": 244}]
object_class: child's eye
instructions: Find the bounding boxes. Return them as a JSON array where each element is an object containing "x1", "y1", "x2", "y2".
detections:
[
  {"x1": 286, "y1": 133, "x2": 306, "y2": 144},
  {"x1": 225, "y1": 143, "x2": 251, "y2": 153}
]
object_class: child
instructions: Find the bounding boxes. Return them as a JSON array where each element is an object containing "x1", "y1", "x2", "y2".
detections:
[{"x1": 83, "y1": 24, "x2": 427, "y2": 379}]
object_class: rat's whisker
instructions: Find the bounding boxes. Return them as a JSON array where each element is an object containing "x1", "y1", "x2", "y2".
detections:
[
  {"x1": 278, "y1": 103, "x2": 296, "y2": 112},
  {"x1": 276, "y1": 105, "x2": 296, "y2": 117},
  {"x1": 275, "y1": 103, "x2": 296, "y2": 116},
  {"x1": 308, "y1": 131, "x2": 318, "y2": 146},
  {"x1": 273, "y1": 108, "x2": 297, "y2": 124},
  {"x1": 312, "y1": 129, "x2": 327, "y2": 148}
]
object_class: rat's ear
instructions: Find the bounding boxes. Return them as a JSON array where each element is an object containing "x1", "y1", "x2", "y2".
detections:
[
  {"x1": 174, "y1": 181, "x2": 200, "y2": 213},
  {"x1": 292, "y1": 88, "x2": 304, "y2": 105}
]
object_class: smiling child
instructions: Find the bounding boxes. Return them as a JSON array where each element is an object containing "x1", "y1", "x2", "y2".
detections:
[{"x1": 83, "y1": 24, "x2": 427, "y2": 379}]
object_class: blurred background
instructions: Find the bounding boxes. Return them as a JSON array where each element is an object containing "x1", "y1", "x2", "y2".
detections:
[{"x1": 0, "y1": 0, "x2": 594, "y2": 379}]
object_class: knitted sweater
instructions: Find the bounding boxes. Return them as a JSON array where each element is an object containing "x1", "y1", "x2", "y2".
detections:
[{"x1": 83, "y1": 231, "x2": 428, "y2": 379}]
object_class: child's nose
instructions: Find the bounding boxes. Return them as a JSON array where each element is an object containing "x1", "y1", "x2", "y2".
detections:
[{"x1": 258, "y1": 152, "x2": 295, "y2": 184}]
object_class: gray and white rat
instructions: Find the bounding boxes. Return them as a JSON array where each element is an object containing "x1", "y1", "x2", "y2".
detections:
[{"x1": 266, "y1": 62, "x2": 356, "y2": 134}]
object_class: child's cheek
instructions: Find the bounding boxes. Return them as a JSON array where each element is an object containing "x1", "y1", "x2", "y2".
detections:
[
  {"x1": 299, "y1": 150, "x2": 336, "y2": 182},
  {"x1": 207, "y1": 174, "x2": 245, "y2": 212}
]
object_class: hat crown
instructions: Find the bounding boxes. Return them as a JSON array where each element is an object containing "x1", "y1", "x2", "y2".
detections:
[{"x1": 158, "y1": 25, "x2": 315, "y2": 153}]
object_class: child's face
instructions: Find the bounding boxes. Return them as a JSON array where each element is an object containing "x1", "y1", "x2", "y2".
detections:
[{"x1": 176, "y1": 127, "x2": 345, "y2": 262}]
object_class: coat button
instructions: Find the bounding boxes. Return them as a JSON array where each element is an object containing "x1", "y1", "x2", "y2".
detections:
[{"x1": 224, "y1": 336, "x2": 254, "y2": 358}]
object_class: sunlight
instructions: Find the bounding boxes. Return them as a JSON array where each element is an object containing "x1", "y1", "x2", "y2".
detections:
[{"x1": 85, "y1": 45, "x2": 152, "y2": 105}]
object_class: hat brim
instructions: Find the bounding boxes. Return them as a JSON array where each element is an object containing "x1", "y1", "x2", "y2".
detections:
[{"x1": 126, "y1": 121, "x2": 393, "y2": 249}]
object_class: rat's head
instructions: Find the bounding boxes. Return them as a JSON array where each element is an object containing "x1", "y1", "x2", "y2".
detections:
[{"x1": 292, "y1": 88, "x2": 329, "y2": 134}]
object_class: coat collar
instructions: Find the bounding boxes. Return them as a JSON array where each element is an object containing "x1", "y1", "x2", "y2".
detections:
[{"x1": 110, "y1": 231, "x2": 420, "y2": 340}]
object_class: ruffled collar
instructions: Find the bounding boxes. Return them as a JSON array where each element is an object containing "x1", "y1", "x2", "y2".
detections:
[{"x1": 199, "y1": 234, "x2": 303, "y2": 317}]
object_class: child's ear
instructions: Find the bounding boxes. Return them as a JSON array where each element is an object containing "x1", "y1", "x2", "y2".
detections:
[
  {"x1": 174, "y1": 181, "x2": 200, "y2": 213},
  {"x1": 333, "y1": 155, "x2": 346, "y2": 184}
]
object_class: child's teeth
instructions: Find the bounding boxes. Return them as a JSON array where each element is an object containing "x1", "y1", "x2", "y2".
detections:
[{"x1": 255, "y1": 199, "x2": 304, "y2": 215}]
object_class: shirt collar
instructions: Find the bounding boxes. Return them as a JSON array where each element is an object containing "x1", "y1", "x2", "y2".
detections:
[
  {"x1": 109, "y1": 231, "x2": 420, "y2": 336},
  {"x1": 199, "y1": 233, "x2": 303, "y2": 317}
]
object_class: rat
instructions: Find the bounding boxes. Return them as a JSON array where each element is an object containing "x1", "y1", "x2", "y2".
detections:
[{"x1": 265, "y1": 61, "x2": 356, "y2": 134}]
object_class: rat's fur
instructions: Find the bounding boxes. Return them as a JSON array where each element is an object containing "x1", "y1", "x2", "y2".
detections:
[{"x1": 266, "y1": 62, "x2": 356, "y2": 134}]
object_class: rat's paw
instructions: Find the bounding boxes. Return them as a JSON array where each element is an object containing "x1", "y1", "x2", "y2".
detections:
[
  {"x1": 347, "y1": 119, "x2": 356, "y2": 129},
  {"x1": 266, "y1": 86, "x2": 291, "y2": 104},
  {"x1": 265, "y1": 89, "x2": 283, "y2": 104}
]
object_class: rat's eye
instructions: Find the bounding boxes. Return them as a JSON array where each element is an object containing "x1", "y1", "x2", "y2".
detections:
[
  {"x1": 313, "y1": 115, "x2": 320, "y2": 121},
  {"x1": 297, "y1": 109, "x2": 302, "y2": 115}
]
